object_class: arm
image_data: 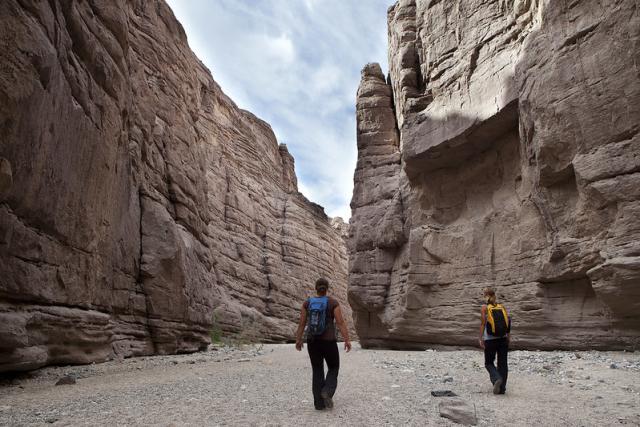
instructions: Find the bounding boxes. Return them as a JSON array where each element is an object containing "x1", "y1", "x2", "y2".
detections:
[
  {"x1": 478, "y1": 305, "x2": 486, "y2": 349},
  {"x1": 295, "y1": 303, "x2": 307, "y2": 351},
  {"x1": 334, "y1": 305, "x2": 352, "y2": 352}
]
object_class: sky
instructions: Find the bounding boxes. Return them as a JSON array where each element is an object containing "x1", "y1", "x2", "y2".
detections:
[{"x1": 165, "y1": 0, "x2": 395, "y2": 220}]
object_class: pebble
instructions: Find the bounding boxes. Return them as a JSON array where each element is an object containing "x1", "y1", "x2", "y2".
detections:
[{"x1": 55, "y1": 376, "x2": 76, "y2": 386}]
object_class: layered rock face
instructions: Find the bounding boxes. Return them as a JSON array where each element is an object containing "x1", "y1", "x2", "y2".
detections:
[
  {"x1": 349, "y1": 0, "x2": 640, "y2": 350},
  {"x1": 0, "y1": 0, "x2": 350, "y2": 372}
]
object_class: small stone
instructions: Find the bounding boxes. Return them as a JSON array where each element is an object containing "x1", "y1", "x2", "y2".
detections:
[
  {"x1": 610, "y1": 363, "x2": 618, "y2": 369},
  {"x1": 45, "y1": 417, "x2": 58, "y2": 424},
  {"x1": 431, "y1": 390, "x2": 458, "y2": 397},
  {"x1": 237, "y1": 358, "x2": 250, "y2": 362},
  {"x1": 443, "y1": 376, "x2": 454, "y2": 383},
  {"x1": 55, "y1": 376, "x2": 76, "y2": 386},
  {"x1": 438, "y1": 398, "x2": 477, "y2": 426}
]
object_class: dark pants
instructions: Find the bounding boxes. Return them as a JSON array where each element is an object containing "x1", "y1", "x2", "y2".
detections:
[
  {"x1": 307, "y1": 339, "x2": 339, "y2": 409},
  {"x1": 484, "y1": 337, "x2": 509, "y2": 392}
]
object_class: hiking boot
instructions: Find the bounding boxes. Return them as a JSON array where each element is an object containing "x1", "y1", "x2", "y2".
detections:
[
  {"x1": 493, "y1": 378, "x2": 503, "y2": 395},
  {"x1": 321, "y1": 391, "x2": 334, "y2": 409}
]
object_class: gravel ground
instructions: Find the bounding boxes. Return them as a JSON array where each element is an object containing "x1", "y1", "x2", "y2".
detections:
[{"x1": 1, "y1": 344, "x2": 639, "y2": 426}]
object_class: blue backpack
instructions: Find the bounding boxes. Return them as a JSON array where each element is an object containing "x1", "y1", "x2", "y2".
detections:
[{"x1": 307, "y1": 296, "x2": 329, "y2": 336}]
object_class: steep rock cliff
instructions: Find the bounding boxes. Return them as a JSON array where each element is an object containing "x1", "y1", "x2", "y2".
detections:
[
  {"x1": 0, "y1": 0, "x2": 351, "y2": 372},
  {"x1": 349, "y1": 0, "x2": 640, "y2": 350}
]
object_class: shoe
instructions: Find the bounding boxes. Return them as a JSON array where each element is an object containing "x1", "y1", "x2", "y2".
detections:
[
  {"x1": 321, "y1": 391, "x2": 334, "y2": 409},
  {"x1": 493, "y1": 378, "x2": 503, "y2": 395}
]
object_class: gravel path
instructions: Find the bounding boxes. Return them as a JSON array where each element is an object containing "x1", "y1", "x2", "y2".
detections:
[{"x1": 1, "y1": 344, "x2": 639, "y2": 426}]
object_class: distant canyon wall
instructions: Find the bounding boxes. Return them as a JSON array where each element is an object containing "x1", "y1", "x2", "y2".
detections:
[
  {"x1": 0, "y1": 0, "x2": 350, "y2": 372},
  {"x1": 349, "y1": 0, "x2": 640, "y2": 350}
]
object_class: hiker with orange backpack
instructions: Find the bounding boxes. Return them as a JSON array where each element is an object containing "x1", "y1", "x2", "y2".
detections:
[{"x1": 479, "y1": 287, "x2": 510, "y2": 395}]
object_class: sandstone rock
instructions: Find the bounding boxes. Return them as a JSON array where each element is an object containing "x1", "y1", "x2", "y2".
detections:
[
  {"x1": 438, "y1": 398, "x2": 477, "y2": 426},
  {"x1": 0, "y1": 0, "x2": 350, "y2": 372},
  {"x1": 349, "y1": 0, "x2": 640, "y2": 350}
]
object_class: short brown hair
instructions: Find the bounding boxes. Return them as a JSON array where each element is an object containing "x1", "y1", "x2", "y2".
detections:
[{"x1": 315, "y1": 277, "x2": 329, "y2": 291}]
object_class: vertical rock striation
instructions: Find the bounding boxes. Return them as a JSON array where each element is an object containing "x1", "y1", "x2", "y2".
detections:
[
  {"x1": 349, "y1": 0, "x2": 640, "y2": 350},
  {"x1": 0, "y1": 0, "x2": 350, "y2": 372}
]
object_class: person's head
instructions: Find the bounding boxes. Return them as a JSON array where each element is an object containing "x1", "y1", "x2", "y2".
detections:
[
  {"x1": 315, "y1": 277, "x2": 329, "y2": 295},
  {"x1": 483, "y1": 287, "x2": 497, "y2": 305}
]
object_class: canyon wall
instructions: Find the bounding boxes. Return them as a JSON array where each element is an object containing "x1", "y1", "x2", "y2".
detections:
[
  {"x1": 349, "y1": 0, "x2": 640, "y2": 350},
  {"x1": 0, "y1": 0, "x2": 351, "y2": 372}
]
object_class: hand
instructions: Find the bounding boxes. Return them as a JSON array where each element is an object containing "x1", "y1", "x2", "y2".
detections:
[
  {"x1": 344, "y1": 340, "x2": 352, "y2": 352},
  {"x1": 478, "y1": 338, "x2": 485, "y2": 349},
  {"x1": 295, "y1": 340, "x2": 303, "y2": 351}
]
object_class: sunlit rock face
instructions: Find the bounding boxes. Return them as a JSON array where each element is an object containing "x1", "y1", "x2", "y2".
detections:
[
  {"x1": 349, "y1": 0, "x2": 640, "y2": 350},
  {"x1": 0, "y1": 0, "x2": 351, "y2": 372}
]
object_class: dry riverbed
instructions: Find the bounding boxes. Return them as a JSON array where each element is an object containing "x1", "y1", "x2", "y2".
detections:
[{"x1": 1, "y1": 344, "x2": 639, "y2": 426}]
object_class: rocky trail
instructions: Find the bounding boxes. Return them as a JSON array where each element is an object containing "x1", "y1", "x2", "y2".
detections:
[{"x1": 1, "y1": 344, "x2": 639, "y2": 426}]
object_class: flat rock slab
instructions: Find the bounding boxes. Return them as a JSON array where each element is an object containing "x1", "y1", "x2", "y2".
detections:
[{"x1": 438, "y1": 398, "x2": 477, "y2": 426}]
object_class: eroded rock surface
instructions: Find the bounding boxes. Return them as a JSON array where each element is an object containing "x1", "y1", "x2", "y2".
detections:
[
  {"x1": 349, "y1": 0, "x2": 640, "y2": 350},
  {"x1": 0, "y1": 0, "x2": 350, "y2": 372}
]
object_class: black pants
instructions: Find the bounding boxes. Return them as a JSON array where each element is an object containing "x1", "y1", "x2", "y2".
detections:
[
  {"x1": 307, "y1": 339, "x2": 339, "y2": 409},
  {"x1": 484, "y1": 337, "x2": 508, "y2": 392}
]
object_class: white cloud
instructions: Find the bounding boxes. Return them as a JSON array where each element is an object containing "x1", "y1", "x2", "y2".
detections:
[
  {"x1": 255, "y1": 33, "x2": 296, "y2": 64},
  {"x1": 166, "y1": 0, "x2": 394, "y2": 220}
]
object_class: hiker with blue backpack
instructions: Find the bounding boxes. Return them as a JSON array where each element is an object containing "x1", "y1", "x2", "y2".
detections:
[
  {"x1": 295, "y1": 277, "x2": 352, "y2": 410},
  {"x1": 479, "y1": 287, "x2": 511, "y2": 395}
]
